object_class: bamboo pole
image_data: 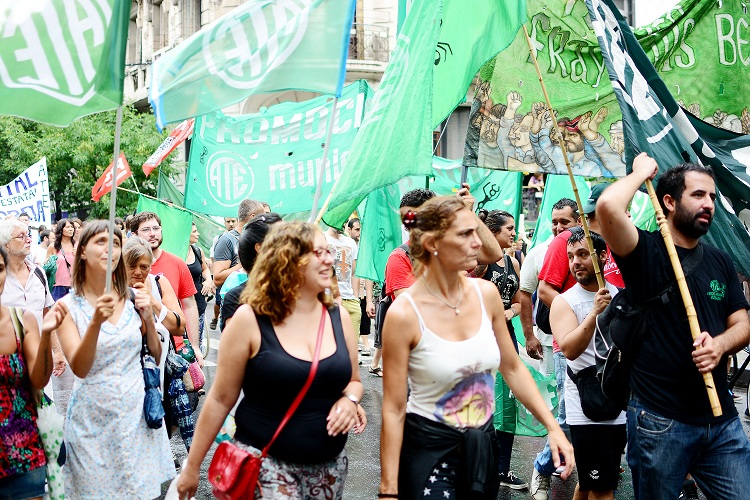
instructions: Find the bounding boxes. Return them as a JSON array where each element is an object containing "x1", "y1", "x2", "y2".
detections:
[
  {"x1": 522, "y1": 25, "x2": 604, "y2": 288},
  {"x1": 645, "y1": 179, "x2": 722, "y2": 416}
]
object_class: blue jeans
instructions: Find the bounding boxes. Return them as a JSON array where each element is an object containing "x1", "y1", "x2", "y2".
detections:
[
  {"x1": 627, "y1": 395, "x2": 750, "y2": 499},
  {"x1": 0, "y1": 465, "x2": 46, "y2": 500},
  {"x1": 534, "y1": 352, "x2": 568, "y2": 475}
]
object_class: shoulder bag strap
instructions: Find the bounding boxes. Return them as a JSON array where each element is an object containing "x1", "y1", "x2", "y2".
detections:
[{"x1": 260, "y1": 304, "x2": 327, "y2": 458}]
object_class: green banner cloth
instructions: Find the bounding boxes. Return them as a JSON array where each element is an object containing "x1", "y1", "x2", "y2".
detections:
[
  {"x1": 136, "y1": 195, "x2": 194, "y2": 259},
  {"x1": 464, "y1": 0, "x2": 750, "y2": 177},
  {"x1": 0, "y1": 0, "x2": 130, "y2": 126},
  {"x1": 149, "y1": 0, "x2": 355, "y2": 129},
  {"x1": 587, "y1": 0, "x2": 750, "y2": 277},
  {"x1": 185, "y1": 80, "x2": 371, "y2": 217},
  {"x1": 356, "y1": 157, "x2": 523, "y2": 283},
  {"x1": 494, "y1": 360, "x2": 558, "y2": 438},
  {"x1": 322, "y1": 0, "x2": 526, "y2": 228}
]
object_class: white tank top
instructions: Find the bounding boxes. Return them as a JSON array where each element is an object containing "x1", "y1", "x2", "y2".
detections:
[
  {"x1": 560, "y1": 283, "x2": 626, "y2": 426},
  {"x1": 403, "y1": 279, "x2": 501, "y2": 429}
]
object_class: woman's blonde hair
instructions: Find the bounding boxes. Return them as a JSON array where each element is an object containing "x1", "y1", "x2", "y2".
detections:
[
  {"x1": 402, "y1": 196, "x2": 468, "y2": 277},
  {"x1": 72, "y1": 220, "x2": 128, "y2": 299},
  {"x1": 241, "y1": 221, "x2": 332, "y2": 323}
]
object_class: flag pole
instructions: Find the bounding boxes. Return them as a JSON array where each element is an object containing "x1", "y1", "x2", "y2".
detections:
[
  {"x1": 309, "y1": 96, "x2": 340, "y2": 224},
  {"x1": 645, "y1": 179, "x2": 722, "y2": 416},
  {"x1": 521, "y1": 25, "x2": 605, "y2": 288},
  {"x1": 105, "y1": 106, "x2": 124, "y2": 294}
]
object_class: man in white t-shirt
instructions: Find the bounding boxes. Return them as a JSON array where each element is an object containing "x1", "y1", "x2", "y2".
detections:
[
  {"x1": 326, "y1": 225, "x2": 361, "y2": 337},
  {"x1": 549, "y1": 229, "x2": 625, "y2": 499}
]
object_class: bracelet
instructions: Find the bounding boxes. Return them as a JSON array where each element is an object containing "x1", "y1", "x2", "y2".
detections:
[{"x1": 378, "y1": 494, "x2": 398, "y2": 499}]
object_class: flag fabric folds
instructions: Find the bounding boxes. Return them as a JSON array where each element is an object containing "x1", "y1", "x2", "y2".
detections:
[
  {"x1": 91, "y1": 153, "x2": 132, "y2": 202},
  {"x1": 322, "y1": 0, "x2": 526, "y2": 228},
  {"x1": 135, "y1": 195, "x2": 193, "y2": 258},
  {"x1": 149, "y1": 0, "x2": 355, "y2": 130},
  {"x1": 586, "y1": 0, "x2": 750, "y2": 276},
  {"x1": 143, "y1": 119, "x2": 195, "y2": 176},
  {"x1": 0, "y1": 0, "x2": 130, "y2": 126}
]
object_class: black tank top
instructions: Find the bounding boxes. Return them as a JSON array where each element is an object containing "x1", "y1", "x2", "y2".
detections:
[
  {"x1": 234, "y1": 306, "x2": 352, "y2": 463},
  {"x1": 186, "y1": 245, "x2": 206, "y2": 315}
]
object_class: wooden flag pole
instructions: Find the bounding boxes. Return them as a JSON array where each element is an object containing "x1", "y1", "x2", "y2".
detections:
[
  {"x1": 105, "y1": 106, "x2": 124, "y2": 294},
  {"x1": 645, "y1": 179, "x2": 722, "y2": 416},
  {"x1": 522, "y1": 25, "x2": 604, "y2": 288}
]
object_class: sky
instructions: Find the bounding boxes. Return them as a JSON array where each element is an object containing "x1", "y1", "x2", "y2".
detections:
[{"x1": 635, "y1": 0, "x2": 680, "y2": 26}]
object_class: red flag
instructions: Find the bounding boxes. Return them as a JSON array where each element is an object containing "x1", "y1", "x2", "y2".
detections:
[
  {"x1": 142, "y1": 118, "x2": 194, "y2": 176},
  {"x1": 91, "y1": 153, "x2": 132, "y2": 202}
]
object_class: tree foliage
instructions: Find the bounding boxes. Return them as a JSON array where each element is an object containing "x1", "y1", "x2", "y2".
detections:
[{"x1": 0, "y1": 107, "x2": 177, "y2": 220}]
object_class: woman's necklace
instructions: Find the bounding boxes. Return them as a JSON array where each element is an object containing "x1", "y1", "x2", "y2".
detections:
[{"x1": 421, "y1": 276, "x2": 463, "y2": 315}]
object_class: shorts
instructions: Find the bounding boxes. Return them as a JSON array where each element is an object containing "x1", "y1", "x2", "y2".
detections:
[
  {"x1": 0, "y1": 465, "x2": 47, "y2": 500},
  {"x1": 341, "y1": 299, "x2": 362, "y2": 338},
  {"x1": 569, "y1": 424, "x2": 626, "y2": 492}
]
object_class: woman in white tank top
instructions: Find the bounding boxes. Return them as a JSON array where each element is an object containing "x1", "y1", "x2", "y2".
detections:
[{"x1": 379, "y1": 196, "x2": 574, "y2": 500}]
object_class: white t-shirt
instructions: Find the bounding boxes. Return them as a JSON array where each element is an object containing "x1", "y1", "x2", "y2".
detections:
[
  {"x1": 518, "y1": 238, "x2": 552, "y2": 346},
  {"x1": 559, "y1": 282, "x2": 625, "y2": 426},
  {"x1": 326, "y1": 233, "x2": 358, "y2": 300},
  {"x1": 33, "y1": 246, "x2": 48, "y2": 266}
]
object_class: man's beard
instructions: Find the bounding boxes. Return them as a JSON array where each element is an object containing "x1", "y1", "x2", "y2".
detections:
[
  {"x1": 575, "y1": 269, "x2": 596, "y2": 286},
  {"x1": 673, "y1": 202, "x2": 712, "y2": 239},
  {"x1": 151, "y1": 235, "x2": 163, "y2": 250}
]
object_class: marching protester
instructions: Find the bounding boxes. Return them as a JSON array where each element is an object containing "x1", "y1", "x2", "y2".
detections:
[
  {"x1": 220, "y1": 212, "x2": 282, "y2": 330},
  {"x1": 0, "y1": 245, "x2": 65, "y2": 500},
  {"x1": 212, "y1": 200, "x2": 267, "y2": 330},
  {"x1": 471, "y1": 209, "x2": 527, "y2": 490},
  {"x1": 346, "y1": 218, "x2": 375, "y2": 356},
  {"x1": 550, "y1": 230, "x2": 625, "y2": 500},
  {"x1": 177, "y1": 222, "x2": 364, "y2": 499},
  {"x1": 46, "y1": 218, "x2": 76, "y2": 301},
  {"x1": 597, "y1": 154, "x2": 750, "y2": 498},
  {"x1": 326, "y1": 222, "x2": 361, "y2": 350},
  {"x1": 209, "y1": 216, "x2": 237, "y2": 331},
  {"x1": 130, "y1": 212, "x2": 203, "y2": 367},
  {"x1": 53, "y1": 221, "x2": 174, "y2": 498},
  {"x1": 34, "y1": 230, "x2": 52, "y2": 266},
  {"x1": 185, "y1": 223, "x2": 214, "y2": 355},
  {"x1": 379, "y1": 196, "x2": 573, "y2": 500}
]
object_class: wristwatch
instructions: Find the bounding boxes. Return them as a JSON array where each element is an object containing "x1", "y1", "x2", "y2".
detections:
[{"x1": 345, "y1": 393, "x2": 359, "y2": 405}]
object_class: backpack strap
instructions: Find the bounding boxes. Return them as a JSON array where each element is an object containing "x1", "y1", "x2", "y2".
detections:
[
  {"x1": 191, "y1": 244, "x2": 203, "y2": 267},
  {"x1": 33, "y1": 267, "x2": 48, "y2": 298}
]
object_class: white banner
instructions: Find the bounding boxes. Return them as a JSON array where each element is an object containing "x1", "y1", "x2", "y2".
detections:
[{"x1": 0, "y1": 158, "x2": 51, "y2": 226}]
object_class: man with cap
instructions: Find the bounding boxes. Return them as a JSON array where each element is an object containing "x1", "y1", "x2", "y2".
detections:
[{"x1": 530, "y1": 183, "x2": 623, "y2": 500}]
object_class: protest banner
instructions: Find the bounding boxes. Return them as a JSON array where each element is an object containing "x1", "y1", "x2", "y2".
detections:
[
  {"x1": 184, "y1": 80, "x2": 371, "y2": 217},
  {"x1": 0, "y1": 0, "x2": 130, "y2": 126},
  {"x1": 0, "y1": 158, "x2": 51, "y2": 225}
]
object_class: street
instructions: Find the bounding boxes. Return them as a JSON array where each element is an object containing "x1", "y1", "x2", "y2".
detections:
[{"x1": 160, "y1": 320, "x2": 750, "y2": 499}]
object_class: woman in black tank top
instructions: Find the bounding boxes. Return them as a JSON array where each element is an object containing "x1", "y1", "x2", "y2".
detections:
[
  {"x1": 474, "y1": 210, "x2": 528, "y2": 490},
  {"x1": 177, "y1": 222, "x2": 365, "y2": 500}
]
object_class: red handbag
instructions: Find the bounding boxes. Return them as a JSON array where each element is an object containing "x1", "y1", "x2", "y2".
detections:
[{"x1": 208, "y1": 305, "x2": 328, "y2": 499}]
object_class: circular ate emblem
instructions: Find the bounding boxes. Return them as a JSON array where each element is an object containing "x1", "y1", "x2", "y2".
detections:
[
  {"x1": 203, "y1": 0, "x2": 312, "y2": 90},
  {"x1": 205, "y1": 151, "x2": 256, "y2": 207}
]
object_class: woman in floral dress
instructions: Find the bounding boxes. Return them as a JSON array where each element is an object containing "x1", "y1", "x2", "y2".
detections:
[{"x1": 55, "y1": 221, "x2": 174, "y2": 498}]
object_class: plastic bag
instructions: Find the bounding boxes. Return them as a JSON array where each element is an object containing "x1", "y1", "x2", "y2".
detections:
[
  {"x1": 36, "y1": 396, "x2": 65, "y2": 500},
  {"x1": 215, "y1": 414, "x2": 236, "y2": 444}
]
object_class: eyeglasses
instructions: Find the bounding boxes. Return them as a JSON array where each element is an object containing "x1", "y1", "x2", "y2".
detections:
[
  {"x1": 13, "y1": 231, "x2": 31, "y2": 241},
  {"x1": 138, "y1": 226, "x2": 162, "y2": 234},
  {"x1": 312, "y1": 248, "x2": 332, "y2": 260}
]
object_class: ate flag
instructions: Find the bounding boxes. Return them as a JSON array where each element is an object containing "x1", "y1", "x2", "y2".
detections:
[{"x1": 91, "y1": 153, "x2": 132, "y2": 202}]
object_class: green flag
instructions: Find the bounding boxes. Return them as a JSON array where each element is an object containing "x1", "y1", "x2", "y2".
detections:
[
  {"x1": 157, "y1": 172, "x2": 223, "y2": 257},
  {"x1": 356, "y1": 184, "x2": 402, "y2": 283},
  {"x1": 0, "y1": 0, "x2": 130, "y2": 126},
  {"x1": 322, "y1": 0, "x2": 526, "y2": 228},
  {"x1": 587, "y1": 0, "x2": 750, "y2": 276},
  {"x1": 136, "y1": 195, "x2": 193, "y2": 259},
  {"x1": 184, "y1": 81, "x2": 371, "y2": 217},
  {"x1": 149, "y1": 0, "x2": 355, "y2": 130}
]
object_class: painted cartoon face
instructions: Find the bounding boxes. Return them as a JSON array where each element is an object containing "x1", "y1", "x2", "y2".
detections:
[
  {"x1": 610, "y1": 132, "x2": 624, "y2": 155},
  {"x1": 509, "y1": 114, "x2": 534, "y2": 148},
  {"x1": 562, "y1": 128, "x2": 584, "y2": 153}
]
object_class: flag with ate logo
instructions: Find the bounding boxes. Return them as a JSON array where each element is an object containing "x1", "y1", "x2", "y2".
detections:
[
  {"x1": 149, "y1": 0, "x2": 355, "y2": 130},
  {"x1": 0, "y1": 0, "x2": 130, "y2": 126},
  {"x1": 586, "y1": 0, "x2": 750, "y2": 277}
]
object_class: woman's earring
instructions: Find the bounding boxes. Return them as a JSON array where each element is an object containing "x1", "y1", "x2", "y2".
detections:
[{"x1": 433, "y1": 251, "x2": 438, "y2": 257}]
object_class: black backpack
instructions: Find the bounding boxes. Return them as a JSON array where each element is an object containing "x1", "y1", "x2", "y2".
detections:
[
  {"x1": 594, "y1": 243, "x2": 703, "y2": 409},
  {"x1": 375, "y1": 244, "x2": 411, "y2": 336}
]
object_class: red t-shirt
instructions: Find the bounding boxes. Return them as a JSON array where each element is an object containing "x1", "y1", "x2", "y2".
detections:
[
  {"x1": 151, "y1": 250, "x2": 197, "y2": 300},
  {"x1": 385, "y1": 246, "x2": 414, "y2": 299},
  {"x1": 538, "y1": 229, "x2": 624, "y2": 351}
]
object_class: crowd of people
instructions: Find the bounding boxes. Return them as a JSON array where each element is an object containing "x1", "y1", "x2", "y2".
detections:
[{"x1": 1, "y1": 153, "x2": 749, "y2": 500}]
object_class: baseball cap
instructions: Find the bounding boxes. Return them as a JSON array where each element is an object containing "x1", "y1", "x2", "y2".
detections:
[{"x1": 583, "y1": 183, "x2": 609, "y2": 214}]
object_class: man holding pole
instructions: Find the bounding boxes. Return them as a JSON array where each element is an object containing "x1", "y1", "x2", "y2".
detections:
[{"x1": 597, "y1": 153, "x2": 750, "y2": 498}]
